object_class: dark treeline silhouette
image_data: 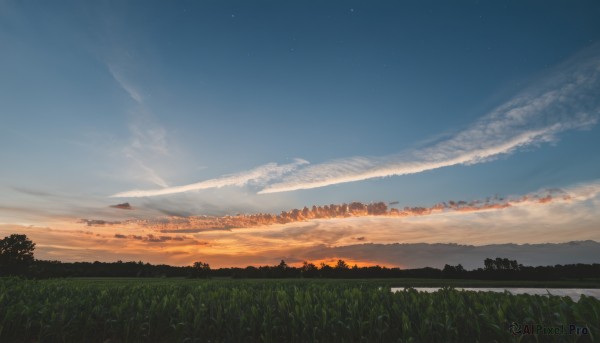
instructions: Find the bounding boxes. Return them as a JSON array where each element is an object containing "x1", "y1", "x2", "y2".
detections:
[
  {"x1": 1, "y1": 234, "x2": 599, "y2": 280},
  {"x1": 7, "y1": 259, "x2": 600, "y2": 281},
  {"x1": 29, "y1": 260, "x2": 191, "y2": 278},
  {"x1": 440, "y1": 257, "x2": 600, "y2": 281}
]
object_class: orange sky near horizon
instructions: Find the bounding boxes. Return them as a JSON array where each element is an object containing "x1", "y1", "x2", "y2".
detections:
[{"x1": 2, "y1": 180, "x2": 599, "y2": 269}]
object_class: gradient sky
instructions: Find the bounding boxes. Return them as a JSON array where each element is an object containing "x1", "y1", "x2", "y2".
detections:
[{"x1": 1, "y1": 1, "x2": 600, "y2": 268}]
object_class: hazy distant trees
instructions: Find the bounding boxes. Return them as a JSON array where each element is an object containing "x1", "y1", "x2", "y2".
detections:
[{"x1": 484, "y1": 257, "x2": 521, "y2": 271}]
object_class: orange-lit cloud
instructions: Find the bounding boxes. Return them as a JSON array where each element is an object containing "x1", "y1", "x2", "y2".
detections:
[
  {"x1": 113, "y1": 233, "x2": 204, "y2": 244},
  {"x1": 80, "y1": 219, "x2": 122, "y2": 226},
  {"x1": 119, "y1": 186, "x2": 576, "y2": 234},
  {"x1": 2, "y1": 180, "x2": 599, "y2": 268}
]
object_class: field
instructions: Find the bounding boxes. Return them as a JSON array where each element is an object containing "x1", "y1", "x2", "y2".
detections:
[{"x1": 1, "y1": 278, "x2": 598, "y2": 342}]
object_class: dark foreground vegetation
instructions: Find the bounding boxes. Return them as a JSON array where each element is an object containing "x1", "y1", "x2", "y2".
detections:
[
  {"x1": 0, "y1": 277, "x2": 598, "y2": 342},
  {"x1": 1, "y1": 234, "x2": 599, "y2": 341}
]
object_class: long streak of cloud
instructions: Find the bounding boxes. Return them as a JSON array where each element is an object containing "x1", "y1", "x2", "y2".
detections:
[
  {"x1": 259, "y1": 47, "x2": 600, "y2": 194},
  {"x1": 111, "y1": 159, "x2": 309, "y2": 197},
  {"x1": 108, "y1": 64, "x2": 143, "y2": 104}
]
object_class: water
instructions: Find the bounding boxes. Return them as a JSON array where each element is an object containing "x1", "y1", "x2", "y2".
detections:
[{"x1": 391, "y1": 287, "x2": 600, "y2": 301}]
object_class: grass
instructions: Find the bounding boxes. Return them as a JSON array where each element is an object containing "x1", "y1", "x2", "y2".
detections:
[{"x1": 0, "y1": 277, "x2": 598, "y2": 342}]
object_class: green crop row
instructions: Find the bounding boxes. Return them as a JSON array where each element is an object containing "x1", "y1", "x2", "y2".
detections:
[{"x1": 0, "y1": 278, "x2": 597, "y2": 342}]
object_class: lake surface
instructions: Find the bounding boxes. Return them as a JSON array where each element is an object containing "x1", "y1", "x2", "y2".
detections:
[{"x1": 391, "y1": 287, "x2": 600, "y2": 301}]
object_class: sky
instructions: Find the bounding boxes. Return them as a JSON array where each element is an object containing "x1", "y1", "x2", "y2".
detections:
[{"x1": 1, "y1": 1, "x2": 600, "y2": 268}]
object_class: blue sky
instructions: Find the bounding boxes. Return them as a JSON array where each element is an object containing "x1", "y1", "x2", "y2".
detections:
[{"x1": 1, "y1": 1, "x2": 600, "y2": 266}]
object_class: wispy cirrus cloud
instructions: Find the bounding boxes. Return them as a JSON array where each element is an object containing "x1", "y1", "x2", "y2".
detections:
[
  {"x1": 111, "y1": 158, "x2": 308, "y2": 198},
  {"x1": 125, "y1": 154, "x2": 170, "y2": 188},
  {"x1": 108, "y1": 63, "x2": 172, "y2": 188},
  {"x1": 108, "y1": 64, "x2": 143, "y2": 104},
  {"x1": 108, "y1": 45, "x2": 600, "y2": 198},
  {"x1": 259, "y1": 47, "x2": 600, "y2": 194}
]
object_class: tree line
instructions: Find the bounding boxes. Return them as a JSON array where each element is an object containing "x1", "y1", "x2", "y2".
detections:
[{"x1": 1, "y1": 234, "x2": 599, "y2": 280}]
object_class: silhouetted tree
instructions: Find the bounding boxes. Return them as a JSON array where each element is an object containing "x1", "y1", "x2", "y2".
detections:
[
  {"x1": 509, "y1": 260, "x2": 520, "y2": 271},
  {"x1": 319, "y1": 262, "x2": 333, "y2": 278},
  {"x1": 273, "y1": 260, "x2": 288, "y2": 278},
  {"x1": 443, "y1": 263, "x2": 466, "y2": 278},
  {"x1": 190, "y1": 261, "x2": 211, "y2": 278},
  {"x1": 301, "y1": 261, "x2": 318, "y2": 278},
  {"x1": 0, "y1": 234, "x2": 35, "y2": 275},
  {"x1": 443, "y1": 264, "x2": 456, "y2": 273},
  {"x1": 333, "y1": 259, "x2": 349, "y2": 278},
  {"x1": 335, "y1": 259, "x2": 349, "y2": 270}
]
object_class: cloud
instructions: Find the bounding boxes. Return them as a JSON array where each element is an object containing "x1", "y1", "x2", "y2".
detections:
[
  {"x1": 79, "y1": 219, "x2": 122, "y2": 226},
  {"x1": 129, "y1": 157, "x2": 170, "y2": 188},
  {"x1": 257, "y1": 223, "x2": 351, "y2": 246},
  {"x1": 160, "y1": 227, "x2": 233, "y2": 233},
  {"x1": 111, "y1": 158, "x2": 308, "y2": 198},
  {"x1": 565, "y1": 180, "x2": 600, "y2": 202},
  {"x1": 108, "y1": 64, "x2": 143, "y2": 104},
  {"x1": 107, "y1": 61, "x2": 173, "y2": 189},
  {"x1": 123, "y1": 179, "x2": 597, "y2": 234},
  {"x1": 121, "y1": 118, "x2": 171, "y2": 188},
  {"x1": 154, "y1": 208, "x2": 194, "y2": 217},
  {"x1": 259, "y1": 47, "x2": 600, "y2": 193},
  {"x1": 110, "y1": 202, "x2": 133, "y2": 210},
  {"x1": 106, "y1": 46, "x2": 600, "y2": 199},
  {"x1": 12, "y1": 187, "x2": 56, "y2": 198},
  {"x1": 113, "y1": 233, "x2": 206, "y2": 244},
  {"x1": 4, "y1": 177, "x2": 599, "y2": 267},
  {"x1": 126, "y1": 119, "x2": 169, "y2": 156}
]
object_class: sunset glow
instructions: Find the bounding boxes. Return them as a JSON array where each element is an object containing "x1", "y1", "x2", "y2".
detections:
[{"x1": 1, "y1": 1, "x2": 600, "y2": 270}]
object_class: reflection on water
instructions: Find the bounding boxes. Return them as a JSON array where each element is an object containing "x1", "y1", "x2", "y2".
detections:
[{"x1": 391, "y1": 287, "x2": 600, "y2": 301}]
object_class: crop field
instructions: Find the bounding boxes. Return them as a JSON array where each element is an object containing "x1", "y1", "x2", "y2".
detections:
[{"x1": 0, "y1": 278, "x2": 598, "y2": 342}]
